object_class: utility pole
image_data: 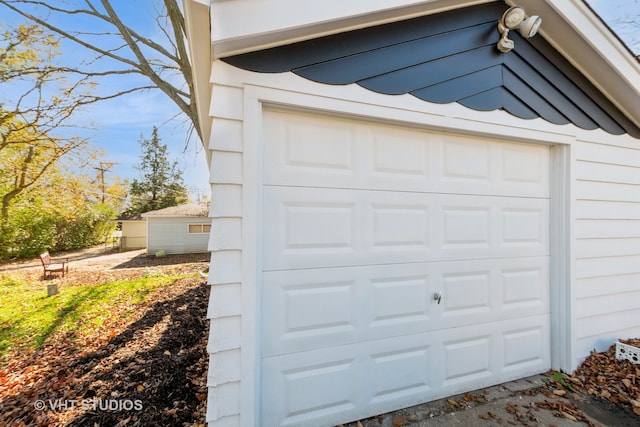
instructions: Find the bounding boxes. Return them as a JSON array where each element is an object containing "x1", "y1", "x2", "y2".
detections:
[{"x1": 93, "y1": 162, "x2": 116, "y2": 203}]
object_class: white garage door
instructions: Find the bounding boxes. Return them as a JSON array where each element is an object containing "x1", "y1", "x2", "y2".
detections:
[{"x1": 260, "y1": 109, "x2": 550, "y2": 427}]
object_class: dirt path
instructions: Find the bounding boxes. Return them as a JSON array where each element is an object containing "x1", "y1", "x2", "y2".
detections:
[
  {"x1": 0, "y1": 247, "x2": 211, "y2": 286},
  {"x1": 0, "y1": 245, "x2": 146, "y2": 272}
]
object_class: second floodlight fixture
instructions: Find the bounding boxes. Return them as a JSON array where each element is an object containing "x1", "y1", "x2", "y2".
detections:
[{"x1": 497, "y1": 6, "x2": 542, "y2": 53}]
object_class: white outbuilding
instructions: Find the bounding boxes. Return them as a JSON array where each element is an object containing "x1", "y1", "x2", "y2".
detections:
[
  {"x1": 141, "y1": 202, "x2": 211, "y2": 255},
  {"x1": 182, "y1": 0, "x2": 640, "y2": 425}
]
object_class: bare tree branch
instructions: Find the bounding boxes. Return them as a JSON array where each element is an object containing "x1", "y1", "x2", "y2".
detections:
[{"x1": 0, "y1": 0, "x2": 202, "y2": 144}]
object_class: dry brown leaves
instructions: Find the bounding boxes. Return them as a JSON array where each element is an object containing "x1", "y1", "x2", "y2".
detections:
[
  {"x1": 534, "y1": 399, "x2": 598, "y2": 426},
  {"x1": 569, "y1": 339, "x2": 640, "y2": 417},
  {"x1": 446, "y1": 390, "x2": 489, "y2": 411}
]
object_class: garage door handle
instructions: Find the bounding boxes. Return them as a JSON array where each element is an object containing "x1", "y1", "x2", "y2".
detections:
[{"x1": 433, "y1": 291, "x2": 442, "y2": 304}]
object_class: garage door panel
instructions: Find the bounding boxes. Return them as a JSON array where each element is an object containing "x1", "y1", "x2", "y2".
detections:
[
  {"x1": 263, "y1": 186, "x2": 548, "y2": 270},
  {"x1": 262, "y1": 334, "x2": 437, "y2": 427},
  {"x1": 439, "y1": 315, "x2": 550, "y2": 390},
  {"x1": 441, "y1": 270, "x2": 491, "y2": 315},
  {"x1": 370, "y1": 275, "x2": 430, "y2": 326},
  {"x1": 262, "y1": 257, "x2": 548, "y2": 357},
  {"x1": 441, "y1": 335, "x2": 493, "y2": 387},
  {"x1": 262, "y1": 315, "x2": 549, "y2": 427},
  {"x1": 371, "y1": 128, "x2": 430, "y2": 177},
  {"x1": 262, "y1": 265, "x2": 433, "y2": 357},
  {"x1": 264, "y1": 110, "x2": 550, "y2": 198},
  {"x1": 439, "y1": 257, "x2": 549, "y2": 328},
  {"x1": 264, "y1": 109, "x2": 357, "y2": 175},
  {"x1": 262, "y1": 351, "x2": 359, "y2": 427},
  {"x1": 262, "y1": 272, "x2": 360, "y2": 356},
  {"x1": 368, "y1": 345, "x2": 431, "y2": 404},
  {"x1": 503, "y1": 326, "x2": 548, "y2": 372}
]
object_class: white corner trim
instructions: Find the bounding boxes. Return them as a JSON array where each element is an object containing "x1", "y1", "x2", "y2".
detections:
[
  {"x1": 239, "y1": 88, "x2": 264, "y2": 427},
  {"x1": 549, "y1": 143, "x2": 576, "y2": 372},
  {"x1": 182, "y1": 0, "x2": 213, "y2": 150}
]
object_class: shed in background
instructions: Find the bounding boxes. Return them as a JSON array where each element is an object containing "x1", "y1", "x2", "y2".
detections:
[{"x1": 141, "y1": 202, "x2": 211, "y2": 255}]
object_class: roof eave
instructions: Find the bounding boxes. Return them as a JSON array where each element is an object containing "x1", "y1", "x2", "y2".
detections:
[
  {"x1": 210, "y1": 0, "x2": 492, "y2": 57},
  {"x1": 516, "y1": 0, "x2": 640, "y2": 130},
  {"x1": 206, "y1": 0, "x2": 640, "y2": 130}
]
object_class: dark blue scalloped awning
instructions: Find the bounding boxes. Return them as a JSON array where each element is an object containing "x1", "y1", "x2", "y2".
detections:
[{"x1": 223, "y1": 1, "x2": 640, "y2": 138}]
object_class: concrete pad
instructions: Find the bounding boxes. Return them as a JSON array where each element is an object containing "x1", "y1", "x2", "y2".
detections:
[{"x1": 339, "y1": 374, "x2": 620, "y2": 427}]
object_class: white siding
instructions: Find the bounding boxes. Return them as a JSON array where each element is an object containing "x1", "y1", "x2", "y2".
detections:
[
  {"x1": 574, "y1": 140, "x2": 640, "y2": 365},
  {"x1": 146, "y1": 217, "x2": 210, "y2": 254},
  {"x1": 205, "y1": 79, "x2": 245, "y2": 426}
]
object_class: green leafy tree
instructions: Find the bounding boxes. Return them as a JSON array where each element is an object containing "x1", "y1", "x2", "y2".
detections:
[
  {"x1": 0, "y1": 169, "x2": 120, "y2": 259},
  {"x1": 0, "y1": 23, "x2": 92, "y2": 220},
  {"x1": 127, "y1": 127, "x2": 188, "y2": 215},
  {"x1": 0, "y1": 23, "x2": 115, "y2": 259}
]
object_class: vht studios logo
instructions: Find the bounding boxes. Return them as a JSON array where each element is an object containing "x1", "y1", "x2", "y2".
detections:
[{"x1": 34, "y1": 398, "x2": 143, "y2": 411}]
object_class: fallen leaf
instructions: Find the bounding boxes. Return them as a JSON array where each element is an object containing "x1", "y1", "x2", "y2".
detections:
[
  {"x1": 552, "y1": 389, "x2": 567, "y2": 396},
  {"x1": 559, "y1": 411, "x2": 577, "y2": 421},
  {"x1": 479, "y1": 412, "x2": 494, "y2": 420},
  {"x1": 567, "y1": 376, "x2": 582, "y2": 385}
]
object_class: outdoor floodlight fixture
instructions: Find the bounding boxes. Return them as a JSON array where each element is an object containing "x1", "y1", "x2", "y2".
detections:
[{"x1": 497, "y1": 6, "x2": 542, "y2": 53}]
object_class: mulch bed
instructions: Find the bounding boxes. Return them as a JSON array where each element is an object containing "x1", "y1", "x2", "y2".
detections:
[{"x1": 0, "y1": 260, "x2": 209, "y2": 427}]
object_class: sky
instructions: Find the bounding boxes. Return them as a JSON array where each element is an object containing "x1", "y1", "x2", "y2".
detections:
[
  {"x1": 1, "y1": 1, "x2": 211, "y2": 201},
  {"x1": 586, "y1": 0, "x2": 640, "y2": 55},
  {"x1": 0, "y1": 0, "x2": 638, "y2": 204}
]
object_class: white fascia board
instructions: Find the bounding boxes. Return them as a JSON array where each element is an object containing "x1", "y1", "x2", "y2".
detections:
[
  {"x1": 210, "y1": 0, "x2": 491, "y2": 56},
  {"x1": 517, "y1": 0, "x2": 640, "y2": 128},
  {"x1": 183, "y1": 0, "x2": 213, "y2": 150}
]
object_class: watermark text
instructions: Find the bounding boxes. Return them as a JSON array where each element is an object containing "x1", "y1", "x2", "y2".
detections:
[{"x1": 34, "y1": 398, "x2": 143, "y2": 412}]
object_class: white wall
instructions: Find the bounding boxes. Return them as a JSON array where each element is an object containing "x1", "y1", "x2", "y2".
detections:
[
  {"x1": 573, "y1": 137, "x2": 640, "y2": 365},
  {"x1": 146, "y1": 217, "x2": 210, "y2": 255}
]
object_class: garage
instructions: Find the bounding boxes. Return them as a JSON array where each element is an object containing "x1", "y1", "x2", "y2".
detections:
[
  {"x1": 260, "y1": 109, "x2": 550, "y2": 426},
  {"x1": 184, "y1": 1, "x2": 640, "y2": 425}
]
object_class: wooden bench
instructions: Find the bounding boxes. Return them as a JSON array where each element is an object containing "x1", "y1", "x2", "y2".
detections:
[{"x1": 39, "y1": 251, "x2": 69, "y2": 278}]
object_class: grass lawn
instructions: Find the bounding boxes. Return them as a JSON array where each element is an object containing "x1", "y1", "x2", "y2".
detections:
[{"x1": 0, "y1": 271, "x2": 194, "y2": 361}]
